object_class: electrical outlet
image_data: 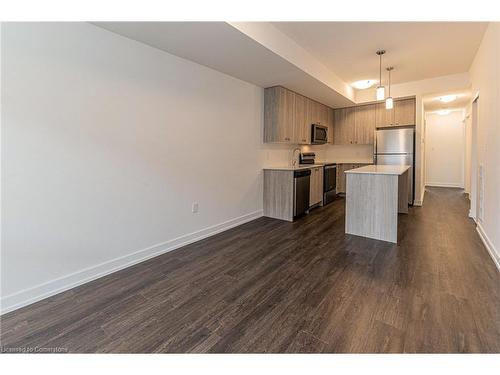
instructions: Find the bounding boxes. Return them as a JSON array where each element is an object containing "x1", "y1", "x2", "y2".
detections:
[{"x1": 192, "y1": 202, "x2": 199, "y2": 213}]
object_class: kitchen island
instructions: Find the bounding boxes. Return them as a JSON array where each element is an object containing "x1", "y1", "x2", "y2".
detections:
[{"x1": 345, "y1": 165, "x2": 411, "y2": 243}]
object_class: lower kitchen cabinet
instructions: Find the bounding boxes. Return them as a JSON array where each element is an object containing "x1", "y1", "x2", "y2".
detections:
[
  {"x1": 336, "y1": 163, "x2": 372, "y2": 194},
  {"x1": 309, "y1": 167, "x2": 323, "y2": 207}
]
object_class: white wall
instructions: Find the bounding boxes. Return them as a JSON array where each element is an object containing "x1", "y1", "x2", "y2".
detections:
[
  {"x1": 424, "y1": 111, "x2": 465, "y2": 188},
  {"x1": 1, "y1": 22, "x2": 284, "y2": 313},
  {"x1": 464, "y1": 104, "x2": 472, "y2": 194},
  {"x1": 468, "y1": 22, "x2": 500, "y2": 269}
]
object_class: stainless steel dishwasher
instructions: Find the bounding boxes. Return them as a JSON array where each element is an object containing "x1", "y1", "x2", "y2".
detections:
[{"x1": 293, "y1": 169, "x2": 311, "y2": 218}]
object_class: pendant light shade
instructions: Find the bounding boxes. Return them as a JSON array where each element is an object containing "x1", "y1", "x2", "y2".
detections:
[
  {"x1": 376, "y1": 50, "x2": 386, "y2": 101},
  {"x1": 376, "y1": 86, "x2": 385, "y2": 101},
  {"x1": 385, "y1": 96, "x2": 394, "y2": 109},
  {"x1": 385, "y1": 66, "x2": 394, "y2": 109}
]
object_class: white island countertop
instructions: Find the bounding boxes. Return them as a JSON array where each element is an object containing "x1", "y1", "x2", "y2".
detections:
[{"x1": 345, "y1": 164, "x2": 410, "y2": 176}]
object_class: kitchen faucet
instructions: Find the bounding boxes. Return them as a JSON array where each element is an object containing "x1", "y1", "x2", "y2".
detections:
[{"x1": 292, "y1": 148, "x2": 301, "y2": 167}]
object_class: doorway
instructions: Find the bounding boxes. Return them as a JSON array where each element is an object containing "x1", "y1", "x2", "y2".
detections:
[
  {"x1": 425, "y1": 110, "x2": 465, "y2": 188},
  {"x1": 469, "y1": 98, "x2": 479, "y2": 220}
]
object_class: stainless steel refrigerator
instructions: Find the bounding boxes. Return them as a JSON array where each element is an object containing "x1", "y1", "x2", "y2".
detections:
[{"x1": 374, "y1": 128, "x2": 415, "y2": 205}]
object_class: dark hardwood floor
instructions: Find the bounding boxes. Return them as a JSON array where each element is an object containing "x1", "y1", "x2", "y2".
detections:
[{"x1": 1, "y1": 187, "x2": 499, "y2": 353}]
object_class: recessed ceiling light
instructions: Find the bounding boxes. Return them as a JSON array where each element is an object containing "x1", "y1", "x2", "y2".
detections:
[
  {"x1": 439, "y1": 95, "x2": 457, "y2": 103},
  {"x1": 437, "y1": 109, "x2": 451, "y2": 115},
  {"x1": 352, "y1": 80, "x2": 377, "y2": 90}
]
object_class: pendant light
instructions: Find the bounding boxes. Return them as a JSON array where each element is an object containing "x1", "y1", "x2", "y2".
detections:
[
  {"x1": 385, "y1": 66, "x2": 394, "y2": 109},
  {"x1": 376, "y1": 50, "x2": 386, "y2": 100}
]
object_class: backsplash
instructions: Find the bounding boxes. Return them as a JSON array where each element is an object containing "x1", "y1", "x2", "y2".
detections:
[{"x1": 261, "y1": 143, "x2": 374, "y2": 166}]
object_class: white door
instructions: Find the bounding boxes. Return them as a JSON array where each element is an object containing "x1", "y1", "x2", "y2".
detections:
[{"x1": 425, "y1": 111, "x2": 465, "y2": 188}]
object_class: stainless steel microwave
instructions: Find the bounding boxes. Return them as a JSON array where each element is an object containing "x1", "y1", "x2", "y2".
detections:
[{"x1": 311, "y1": 124, "x2": 328, "y2": 144}]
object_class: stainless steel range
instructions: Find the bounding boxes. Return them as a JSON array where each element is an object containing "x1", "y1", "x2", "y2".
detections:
[{"x1": 323, "y1": 163, "x2": 337, "y2": 205}]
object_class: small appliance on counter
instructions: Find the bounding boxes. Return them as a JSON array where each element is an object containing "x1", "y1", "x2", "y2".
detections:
[
  {"x1": 299, "y1": 152, "x2": 315, "y2": 165},
  {"x1": 323, "y1": 163, "x2": 337, "y2": 205}
]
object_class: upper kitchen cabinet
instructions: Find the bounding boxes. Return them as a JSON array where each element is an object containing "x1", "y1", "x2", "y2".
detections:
[
  {"x1": 394, "y1": 98, "x2": 416, "y2": 126},
  {"x1": 354, "y1": 104, "x2": 376, "y2": 144},
  {"x1": 375, "y1": 102, "x2": 394, "y2": 127},
  {"x1": 376, "y1": 97, "x2": 416, "y2": 127},
  {"x1": 264, "y1": 86, "x2": 295, "y2": 143},
  {"x1": 264, "y1": 86, "x2": 334, "y2": 145},
  {"x1": 333, "y1": 107, "x2": 355, "y2": 145},
  {"x1": 312, "y1": 101, "x2": 328, "y2": 126},
  {"x1": 293, "y1": 93, "x2": 311, "y2": 144},
  {"x1": 327, "y1": 107, "x2": 334, "y2": 144}
]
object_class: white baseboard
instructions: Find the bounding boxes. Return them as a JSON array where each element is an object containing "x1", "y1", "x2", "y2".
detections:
[
  {"x1": 1, "y1": 210, "x2": 263, "y2": 315},
  {"x1": 469, "y1": 210, "x2": 476, "y2": 221},
  {"x1": 414, "y1": 189, "x2": 425, "y2": 206},
  {"x1": 425, "y1": 182, "x2": 464, "y2": 188},
  {"x1": 476, "y1": 223, "x2": 500, "y2": 272}
]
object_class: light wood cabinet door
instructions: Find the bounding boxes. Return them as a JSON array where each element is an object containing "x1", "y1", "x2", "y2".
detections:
[
  {"x1": 309, "y1": 167, "x2": 323, "y2": 206},
  {"x1": 327, "y1": 107, "x2": 334, "y2": 144},
  {"x1": 376, "y1": 98, "x2": 416, "y2": 127},
  {"x1": 394, "y1": 98, "x2": 416, "y2": 126},
  {"x1": 375, "y1": 102, "x2": 395, "y2": 128},
  {"x1": 354, "y1": 104, "x2": 376, "y2": 144},
  {"x1": 333, "y1": 107, "x2": 355, "y2": 145},
  {"x1": 336, "y1": 165, "x2": 343, "y2": 193},
  {"x1": 336, "y1": 164, "x2": 349, "y2": 193},
  {"x1": 293, "y1": 94, "x2": 310, "y2": 144},
  {"x1": 320, "y1": 104, "x2": 329, "y2": 127},
  {"x1": 264, "y1": 86, "x2": 295, "y2": 143}
]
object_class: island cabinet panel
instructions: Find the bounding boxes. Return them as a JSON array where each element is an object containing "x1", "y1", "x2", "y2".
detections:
[
  {"x1": 354, "y1": 104, "x2": 376, "y2": 144},
  {"x1": 309, "y1": 167, "x2": 324, "y2": 207},
  {"x1": 333, "y1": 107, "x2": 355, "y2": 145},
  {"x1": 345, "y1": 173, "x2": 399, "y2": 243},
  {"x1": 264, "y1": 86, "x2": 295, "y2": 143}
]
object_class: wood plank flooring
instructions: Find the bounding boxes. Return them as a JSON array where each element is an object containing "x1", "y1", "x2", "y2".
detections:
[{"x1": 1, "y1": 187, "x2": 499, "y2": 353}]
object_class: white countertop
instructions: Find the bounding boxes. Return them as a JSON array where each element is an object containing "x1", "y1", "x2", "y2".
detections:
[
  {"x1": 316, "y1": 159, "x2": 374, "y2": 165},
  {"x1": 345, "y1": 164, "x2": 411, "y2": 175},
  {"x1": 263, "y1": 160, "x2": 373, "y2": 171}
]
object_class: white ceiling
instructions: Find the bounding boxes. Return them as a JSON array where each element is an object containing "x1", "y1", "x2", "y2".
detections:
[
  {"x1": 93, "y1": 22, "x2": 487, "y2": 108},
  {"x1": 423, "y1": 89, "x2": 472, "y2": 112},
  {"x1": 93, "y1": 22, "x2": 354, "y2": 107},
  {"x1": 272, "y1": 22, "x2": 487, "y2": 87}
]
